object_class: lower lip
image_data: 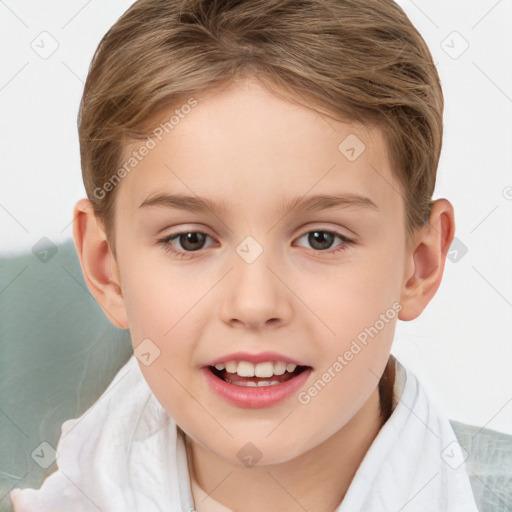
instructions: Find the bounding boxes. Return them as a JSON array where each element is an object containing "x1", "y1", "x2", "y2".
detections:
[{"x1": 201, "y1": 367, "x2": 312, "y2": 408}]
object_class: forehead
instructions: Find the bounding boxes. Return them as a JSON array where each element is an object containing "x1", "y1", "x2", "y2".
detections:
[{"x1": 115, "y1": 78, "x2": 403, "y2": 221}]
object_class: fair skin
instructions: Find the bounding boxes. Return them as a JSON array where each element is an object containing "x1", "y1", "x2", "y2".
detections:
[{"x1": 73, "y1": 77, "x2": 454, "y2": 512}]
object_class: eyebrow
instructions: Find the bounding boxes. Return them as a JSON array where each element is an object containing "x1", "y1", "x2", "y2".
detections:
[{"x1": 138, "y1": 192, "x2": 378, "y2": 214}]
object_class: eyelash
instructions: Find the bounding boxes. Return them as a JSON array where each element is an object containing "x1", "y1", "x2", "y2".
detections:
[{"x1": 157, "y1": 229, "x2": 354, "y2": 259}]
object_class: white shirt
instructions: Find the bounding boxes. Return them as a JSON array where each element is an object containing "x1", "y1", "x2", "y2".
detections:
[{"x1": 9, "y1": 354, "x2": 479, "y2": 512}]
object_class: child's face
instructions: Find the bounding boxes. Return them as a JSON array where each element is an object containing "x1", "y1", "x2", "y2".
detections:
[{"x1": 110, "y1": 78, "x2": 411, "y2": 464}]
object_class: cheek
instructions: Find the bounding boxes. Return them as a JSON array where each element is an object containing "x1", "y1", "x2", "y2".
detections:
[
  {"x1": 296, "y1": 243, "x2": 403, "y2": 342},
  {"x1": 119, "y1": 248, "x2": 203, "y2": 340},
  {"x1": 120, "y1": 268, "x2": 203, "y2": 432},
  {"x1": 290, "y1": 243, "x2": 401, "y2": 417},
  {"x1": 121, "y1": 279, "x2": 171, "y2": 347}
]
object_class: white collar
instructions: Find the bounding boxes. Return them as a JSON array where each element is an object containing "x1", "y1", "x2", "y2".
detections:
[{"x1": 335, "y1": 356, "x2": 478, "y2": 511}]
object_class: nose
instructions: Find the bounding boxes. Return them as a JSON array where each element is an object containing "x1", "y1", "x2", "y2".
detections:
[{"x1": 219, "y1": 245, "x2": 293, "y2": 330}]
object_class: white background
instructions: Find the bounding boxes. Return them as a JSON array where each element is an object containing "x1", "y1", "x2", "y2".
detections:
[{"x1": 0, "y1": 0, "x2": 511, "y2": 434}]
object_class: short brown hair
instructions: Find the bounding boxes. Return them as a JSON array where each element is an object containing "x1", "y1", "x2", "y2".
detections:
[{"x1": 78, "y1": 0, "x2": 443, "y2": 251}]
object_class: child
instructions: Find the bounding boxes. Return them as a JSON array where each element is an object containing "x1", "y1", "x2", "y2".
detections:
[{"x1": 10, "y1": 0, "x2": 482, "y2": 510}]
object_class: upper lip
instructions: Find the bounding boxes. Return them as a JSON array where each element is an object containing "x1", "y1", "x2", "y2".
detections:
[{"x1": 204, "y1": 351, "x2": 309, "y2": 368}]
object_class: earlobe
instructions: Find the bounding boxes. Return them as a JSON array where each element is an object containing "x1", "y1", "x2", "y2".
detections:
[
  {"x1": 399, "y1": 199, "x2": 455, "y2": 321},
  {"x1": 72, "y1": 198, "x2": 129, "y2": 329}
]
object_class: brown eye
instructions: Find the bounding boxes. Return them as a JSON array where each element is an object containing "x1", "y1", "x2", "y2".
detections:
[
  {"x1": 176, "y1": 232, "x2": 207, "y2": 251},
  {"x1": 158, "y1": 231, "x2": 214, "y2": 258},
  {"x1": 307, "y1": 231, "x2": 336, "y2": 250},
  {"x1": 296, "y1": 229, "x2": 352, "y2": 253}
]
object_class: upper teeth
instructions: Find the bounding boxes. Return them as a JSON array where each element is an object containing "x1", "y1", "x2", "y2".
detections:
[{"x1": 214, "y1": 361, "x2": 297, "y2": 378}]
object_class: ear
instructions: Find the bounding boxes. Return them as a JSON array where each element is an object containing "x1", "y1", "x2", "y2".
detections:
[
  {"x1": 399, "y1": 198, "x2": 455, "y2": 321},
  {"x1": 72, "y1": 198, "x2": 129, "y2": 329}
]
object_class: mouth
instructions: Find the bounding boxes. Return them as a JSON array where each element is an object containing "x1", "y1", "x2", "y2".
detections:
[
  {"x1": 208, "y1": 362, "x2": 310, "y2": 387},
  {"x1": 201, "y1": 354, "x2": 313, "y2": 408}
]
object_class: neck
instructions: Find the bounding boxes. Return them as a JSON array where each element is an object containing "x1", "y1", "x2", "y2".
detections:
[{"x1": 184, "y1": 359, "x2": 396, "y2": 512}]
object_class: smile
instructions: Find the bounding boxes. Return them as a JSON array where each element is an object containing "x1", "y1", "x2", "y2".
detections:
[
  {"x1": 210, "y1": 360, "x2": 307, "y2": 386},
  {"x1": 202, "y1": 358, "x2": 312, "y2": 408}
]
